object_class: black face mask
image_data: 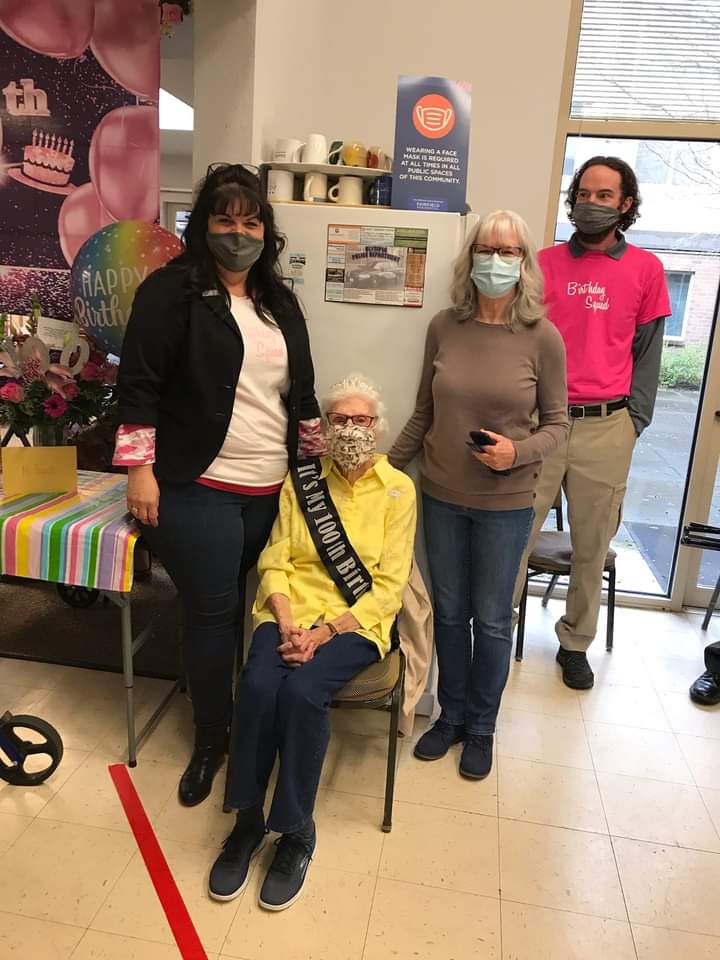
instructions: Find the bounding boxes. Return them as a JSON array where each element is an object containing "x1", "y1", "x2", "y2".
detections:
[
  {"x1": 206, "y1": 231, "x2": 264, "y2": 272},
  {"x1": 571, "y1": 201, "x2": 622, "y2": 238}
]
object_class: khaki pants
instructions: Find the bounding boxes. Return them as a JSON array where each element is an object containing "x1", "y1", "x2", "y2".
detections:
[{"x1": 512, "y1": 407, "x2": 637, "y2": 652}]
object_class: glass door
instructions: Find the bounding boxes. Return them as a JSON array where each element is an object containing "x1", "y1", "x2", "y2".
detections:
[
  {"x1": 681, "y1": 337, "x2": 720, "y2": 610},
  {"x1": 553, "y1": 135, "x2": 720, "y2": 600}
]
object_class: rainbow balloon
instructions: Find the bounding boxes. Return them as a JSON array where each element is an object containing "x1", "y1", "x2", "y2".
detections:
[{"x1": 70, "y1": 220, "x2": 183, "y2": 357}]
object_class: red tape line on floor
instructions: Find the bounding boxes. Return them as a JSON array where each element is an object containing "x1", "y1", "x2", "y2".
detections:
[{"x1": 108, "y1": 764, "x2": 209, "y2": 960}]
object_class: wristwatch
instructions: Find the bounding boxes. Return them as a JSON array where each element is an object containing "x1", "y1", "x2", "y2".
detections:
[{"x1": 326, "y1": 621, "x2": 339, "y2": 638}]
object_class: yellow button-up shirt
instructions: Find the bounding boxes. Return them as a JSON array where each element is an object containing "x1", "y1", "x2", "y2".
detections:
[{"x1": 253, "y1": 455, "x2": 417, "y2": 658}]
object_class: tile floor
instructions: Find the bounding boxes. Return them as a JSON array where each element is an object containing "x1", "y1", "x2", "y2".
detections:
[{"x1": 1, "y1": 600, "x2": 719, "y2": 959}]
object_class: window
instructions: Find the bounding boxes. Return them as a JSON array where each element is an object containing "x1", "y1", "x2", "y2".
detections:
[
  {"x1": 665, "y1": 271, "x2": 692, "y2": 338},
  {"x1": 571, "y1": 0, "x2": 720, "y2": 122}
]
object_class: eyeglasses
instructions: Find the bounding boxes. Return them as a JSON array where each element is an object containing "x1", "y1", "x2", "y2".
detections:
[
  {"x1": 327, "y1": 413, "x2": 377, "y2": 428},
  {"x1": 206, "y1": 162, "x2": 260, "y2": 180},
  {"x1": 473, "y1": 245, "x2": 524, "y2": 262}
]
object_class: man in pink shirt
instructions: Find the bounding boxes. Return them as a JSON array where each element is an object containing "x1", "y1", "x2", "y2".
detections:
[{"x1": 514, "y1": 156, "x2": 671, "y2": 689}]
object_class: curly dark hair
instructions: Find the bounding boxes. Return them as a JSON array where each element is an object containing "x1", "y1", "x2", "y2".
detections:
[
  {"x1": 566, "y1": 155, "x2": 641, "y2": 232},
  {"x1": 168, "y1": 163, "x2": 299, "y2": 324}
]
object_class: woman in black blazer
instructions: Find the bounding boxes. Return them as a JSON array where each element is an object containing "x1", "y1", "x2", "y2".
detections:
[{"x1": 114, "y1": 164, "x2": 322, "y2": 806}]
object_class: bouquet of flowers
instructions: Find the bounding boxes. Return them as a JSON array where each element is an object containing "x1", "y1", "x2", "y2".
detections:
[
  {"x1": 0, "y1": 297, "x2": 117, "y2": 444},
  {"x1": 160, "y1": 1, "x2": 191, "y2": 37}
]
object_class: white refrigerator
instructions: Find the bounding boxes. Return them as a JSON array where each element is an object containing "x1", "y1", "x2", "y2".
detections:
[
  {"x1": 273, "y1": 202, "x2": 478, "y2": 447},
  {"x1": 273, "y1": 202, "x2": 478, "y2": 717}
]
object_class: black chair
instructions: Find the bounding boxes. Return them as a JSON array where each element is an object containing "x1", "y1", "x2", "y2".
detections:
[
  {"x1": 224, "y1": 622, "x2": 405, "y2": 833},
  {"x1": 331, "y1": 624, "x2": 405, "y2": 833},
  {"x1": 681, "y1": 522, "x2": 720, "y2": 630},
  {"x1": 516, "y1": 492, "x2": 617, "y2": 660}
]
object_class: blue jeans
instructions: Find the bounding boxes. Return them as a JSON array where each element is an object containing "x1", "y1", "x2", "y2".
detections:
[
  {"x1": 423, "y1": 493, "x2": 534, "y2": 736},
  {"x1": 227, "y1": 622, "x2": 378, "y2": 833}
]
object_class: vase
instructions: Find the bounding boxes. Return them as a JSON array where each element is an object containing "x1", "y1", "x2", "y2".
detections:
[{"x1": 32, "y1": 422, "x2": 66, "y2": 446}]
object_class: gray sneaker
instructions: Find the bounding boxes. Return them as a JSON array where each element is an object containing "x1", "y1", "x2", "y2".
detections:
[
  {"x1": 209, "y1": 818, "x2": 266, "y2": 901},
  {"x1": 259, "y1": 822, "x2": 316, "y2": 911}
]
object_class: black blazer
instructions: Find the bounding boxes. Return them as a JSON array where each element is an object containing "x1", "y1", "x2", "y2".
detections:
[{"x1": 117, "y1": 266, "x2": 320, "y2": 483}]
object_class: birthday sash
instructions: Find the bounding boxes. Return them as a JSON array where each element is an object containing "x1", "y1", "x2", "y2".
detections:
[{"x1": 291, "y1": 458, "x2": 373, "y2": 606}]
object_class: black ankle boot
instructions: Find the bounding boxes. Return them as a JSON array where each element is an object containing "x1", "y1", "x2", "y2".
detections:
[{"x1": 178, "y1": 730, "x2": 228, "y2": 807}]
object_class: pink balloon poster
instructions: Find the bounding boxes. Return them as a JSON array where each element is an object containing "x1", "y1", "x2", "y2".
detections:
[{"x1": 0, "y1": 0, "x2": 160, "y2": 319}]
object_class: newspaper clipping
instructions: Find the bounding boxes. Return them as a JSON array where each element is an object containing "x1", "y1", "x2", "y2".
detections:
[{"x1": 325, "y1": 224, "x2": 428, "y2": 306}]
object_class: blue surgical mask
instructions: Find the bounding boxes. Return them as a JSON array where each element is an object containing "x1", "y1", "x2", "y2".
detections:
[{"x1": 471, "y1": 253, "x2": 521, "y2": 299}]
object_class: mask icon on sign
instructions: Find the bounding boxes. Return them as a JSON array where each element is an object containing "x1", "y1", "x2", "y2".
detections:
[{"x1": 415, "y1": 105, "x2": 453, "y2": 133}]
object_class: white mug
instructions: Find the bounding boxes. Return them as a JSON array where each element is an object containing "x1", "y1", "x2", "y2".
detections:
[
  {"x1": 303, "y1": 173, "x2": 328, "y2": 202},
  {"x1": 267, "y1": 169, "x2": 295, "y2": 202},
  {"x1": 272, "y1": 137, "x2": 305, "y2": 163},
  {"x1": 328, "y1": 176, "x2": 363, "y2": 206},
  {"x1": 302, "y1": 133, "x2": 328, "y2": 164}
]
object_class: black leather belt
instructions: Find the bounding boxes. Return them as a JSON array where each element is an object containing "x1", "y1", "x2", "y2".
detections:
[{"x1": 568, "y1": 398, "x2": 628, "y2": 419}]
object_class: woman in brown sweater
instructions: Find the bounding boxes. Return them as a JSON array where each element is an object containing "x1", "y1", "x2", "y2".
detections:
[{"x1": 389, "y1": 209, "x2": 568, "y2": 779}]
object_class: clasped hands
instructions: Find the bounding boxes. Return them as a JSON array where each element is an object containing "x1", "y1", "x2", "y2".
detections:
[{"x1": 277, "y1": 621, "x2": 332, "y2": 665}]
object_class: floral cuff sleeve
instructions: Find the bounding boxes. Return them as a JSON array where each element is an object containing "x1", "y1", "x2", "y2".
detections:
[
  {"x1": 112, "y1": 424, "x2": 157, "y2": 466},
  {"x1": 298, "y1": 417, "x2": 326, "y2": 458}
]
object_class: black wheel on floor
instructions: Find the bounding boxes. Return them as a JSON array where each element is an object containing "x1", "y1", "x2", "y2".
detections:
[
  {"x1": 56, "y1": 583, "x2": 100, "y2": 608},
  {"x1": 0, "y1": 711, "x2": 64, "y2": 785}
]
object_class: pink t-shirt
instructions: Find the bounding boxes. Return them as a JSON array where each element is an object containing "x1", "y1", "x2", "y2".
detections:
[{"x1": 539, "y1": 241, "x2": 670, "y2": 403}]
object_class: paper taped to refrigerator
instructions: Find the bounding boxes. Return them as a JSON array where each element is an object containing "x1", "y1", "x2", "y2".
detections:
[{"x1": 325, "y1": 224, "x2": 428, "y2": 307}]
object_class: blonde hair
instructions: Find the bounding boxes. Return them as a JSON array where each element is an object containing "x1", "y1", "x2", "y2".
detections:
[
  {"x1": 450, "y1": 209, "x2": 546, "y2": 329},
  {"x1": 321, "y1": 372, "x2": 389, "y2": 436}
]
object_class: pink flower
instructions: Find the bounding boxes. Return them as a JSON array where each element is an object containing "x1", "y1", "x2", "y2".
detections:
[
  {"x1": 43, "y1": 394, "x2": 68, "y2": 419},
  {"x1": 101, "y1": 362, "x2": 118, "y2": 385},
  {"x1": 63, "y1": 381, "x2": 80, "y2": 400},
  {"x1": 161, "y1": 3, "x2": 183, "y2": 26},
  {"x1": 80, "y1": 362, "x2": 103, "y2": 382},
  {"x1": 0, "y1": 381, "x2": 25, "y2": 403}
]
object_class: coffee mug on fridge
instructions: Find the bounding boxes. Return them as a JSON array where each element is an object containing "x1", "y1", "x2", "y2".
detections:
[
  {"x1": 367, "y1": 145, "x2": 391, "y2": 170},
  {"x1": 368, "y1": 175, "x2": 392, "y2": 206},
  {"x1": 267, "y1": 169, "x2": 295, "y2": 201},
  {"x1": 272, "y1": 137, "x2": 305, "y2": 162},
  {"x1": 303, "y1": 173, "x2": 328, "y2": 202},
  {"x1": 328, "y1": 176, "x2": 363, "y2": 205},
  {"x1": 328, "y1": 140, "x2": 343, "y2": 165},
  {"x1": 302, "y1": 133, "x2": 328, "y2": 164},
  {"x1": 341, "y1": 141, "x2": 367, "y2": 167}
]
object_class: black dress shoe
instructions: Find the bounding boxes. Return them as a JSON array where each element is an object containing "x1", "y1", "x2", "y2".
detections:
[
  {"x1": 689, "y1": 671, "x2": 720, "y2": 706},
  {"x1": 178, "y1": 744, "x2": 227, "y2": 807},
  {"x1": 556, "y1": 646, "x2": 594, "y2": 690}
]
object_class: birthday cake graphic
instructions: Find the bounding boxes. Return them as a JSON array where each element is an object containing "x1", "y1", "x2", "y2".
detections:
[{"x1": 22, "y1": 130, "x2": 76, "y2": 187}]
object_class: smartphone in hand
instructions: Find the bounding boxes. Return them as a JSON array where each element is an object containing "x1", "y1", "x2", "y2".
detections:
[
  {"x1": 468, "y1": 430, "x2": 496, "y2": 450},
  {"x1": 466, "y1": 431, "x2": 511, "y2": 477}
]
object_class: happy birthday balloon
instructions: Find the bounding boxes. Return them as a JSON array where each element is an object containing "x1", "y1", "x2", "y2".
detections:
[{"x1": 71, "y1": 221, "x2": 183, "y2": 357}]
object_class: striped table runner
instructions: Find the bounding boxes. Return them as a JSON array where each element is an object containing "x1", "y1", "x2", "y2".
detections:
[{"x1": 0, "y1": 471, "x2": 139, "y2": 593}]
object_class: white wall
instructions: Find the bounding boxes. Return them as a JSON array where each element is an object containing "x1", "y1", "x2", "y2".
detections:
[
  {"x1": 160, "y1": 150, "x2": 193, "y2": 191},
  {"x1": 251, "y1": 0, "x2": 573, "y2": 239}
]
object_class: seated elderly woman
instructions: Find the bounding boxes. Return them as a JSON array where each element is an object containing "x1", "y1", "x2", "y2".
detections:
[{"x1": 209, "y1": 374, "x2": 417, "y2": 910}]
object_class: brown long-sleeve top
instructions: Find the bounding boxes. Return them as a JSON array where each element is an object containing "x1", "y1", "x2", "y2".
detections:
[{"x1": 388, "y1": 308, "x2": 569, "y2": 510}]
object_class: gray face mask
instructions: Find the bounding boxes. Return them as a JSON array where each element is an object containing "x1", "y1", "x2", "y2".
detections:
[
  {"x1": 206, "y1": 231, "x2": 264, "y2": 272},
  {"x1": 571, "y1": 201, "x2": 621, "y2": 237}
]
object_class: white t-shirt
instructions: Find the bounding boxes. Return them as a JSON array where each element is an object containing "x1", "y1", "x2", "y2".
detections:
[{"x1": 201, "y1": 295, "x2": 290, "y2": 487}]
